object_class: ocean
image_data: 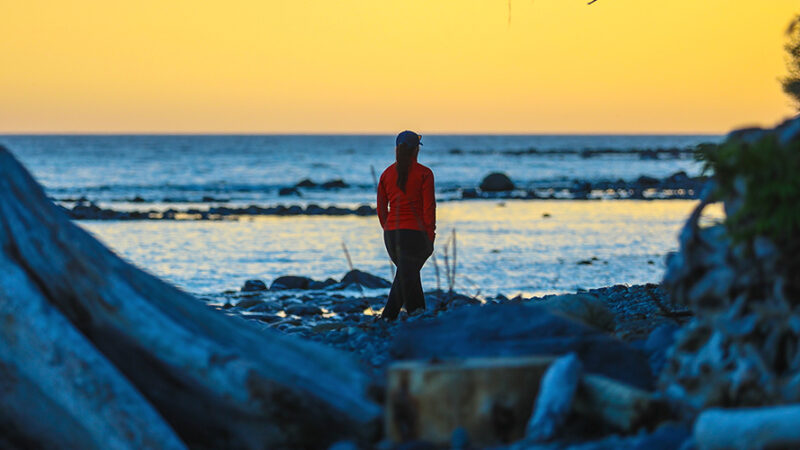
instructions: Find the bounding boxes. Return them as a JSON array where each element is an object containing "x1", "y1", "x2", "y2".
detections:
[{"x1": 1, "y1": 134, "x2": 724, "y2": 297}]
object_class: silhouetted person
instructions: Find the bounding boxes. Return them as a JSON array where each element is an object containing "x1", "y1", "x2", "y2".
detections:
[{"x1": 377, "y1": 131, "x2": 436, "y2": 320}]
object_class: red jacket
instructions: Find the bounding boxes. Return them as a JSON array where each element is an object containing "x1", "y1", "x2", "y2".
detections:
[{"x1": 377, "y1": 160, "x2": 436, "y2": 242}]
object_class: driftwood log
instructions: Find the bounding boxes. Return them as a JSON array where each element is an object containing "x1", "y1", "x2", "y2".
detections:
[
  {"x1": 386, "y1": 356, "x2": 665, "y2": 447},
  {"x1": 694, "y1": 406, "x2": 800, "y2": 450},
  {"x1": 0, "y1": 145, "x2": 380, "y2": 448},
  {"x1": 386, "y1": 356, "x2": 556, "y2": 446}
]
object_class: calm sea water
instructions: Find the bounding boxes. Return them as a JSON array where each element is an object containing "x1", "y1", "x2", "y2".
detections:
[{"x1": 1, "y1": 134, "x2": 724, "y2": 296}]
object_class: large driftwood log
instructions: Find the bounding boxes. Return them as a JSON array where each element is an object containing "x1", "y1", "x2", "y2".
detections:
[
  {"x1": 0, "y1": 253, "x2": 185, "y2": 450},
  {"x1": 0, "y1": 145, "x2": 380, "y2": 448},
  {"x1": 694, "y1": 406, "x2": 800, "y2": 450}
]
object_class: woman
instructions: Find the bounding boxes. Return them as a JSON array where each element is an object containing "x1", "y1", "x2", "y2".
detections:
[{"x1": 377, "y1": 130, "x2": 436, "y2": 320}]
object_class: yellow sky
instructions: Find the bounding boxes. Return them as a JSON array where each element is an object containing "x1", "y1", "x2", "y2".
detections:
[{"x1": 1, "y1": 0, "x2": 798, "y2": 133}]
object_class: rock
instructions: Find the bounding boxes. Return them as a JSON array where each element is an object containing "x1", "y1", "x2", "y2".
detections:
[
  {"x1": 640, "y1": 150, "x2": 659, "y2": 160},
  {"x1": 278, "y1": 187, "x2": 301, "y2": 196},
  {"x1": 355, "y1": 205, "x2": 375, "y2": 216},
  {"x1": 461, "y1": 188, "x2": 479, "y2": 199},
  {"x1": 644, "y1": 324, "x2": 679, "y2": 376},
  {"x1": 285, "y1": 305, "x2": 323, "y2": 316},
  {"x1": 322, "y1": 179, "x2": 349, "y2": 189},
  {"x1": 537, "y1": 294, "x2": 616, "y2": 332},
  {"x1": 305, "y1": 204, "x2": 326, "y2": 215},
  {"x1": 332, "y1": 300, "x2": 370, "y2": 314},
  {"x1": 526, "y1": 353, "x2": 583, "y2": 442},
  {"x1": 479, "y1": 172, "x2": 515, "y2": 192},
  {"x1": 450, "y1": 428, "x2": 469, "y2": 449},
  {"x1": 295, "y1": 178, "x2": 318, "y2": 188},
  {"x1": 270, "y1": 275, "x2": 314, "y2": 290},
  {"x1": 309, "y1": 278, "x2": 338, "y2": 290},
  {"x1": 286, "y1": 205, "x2": 303, "y2": 215},
  {"x1": 245, "y1": 303, "x2": 274, "y2": 313},
  {"x1": 665, "y1": 171, "x2": 689, "y2": 184},
  {"x1": 241, "y1": 279, "x2": 267, "y2": 292},
  {"x1": 235, "y1": 298, "x2": 264, "y2": 309},
  {"x1": 636, "y1": 175, "x2": 660, "y2": 188},
  {"x1": 728, "y1": 126, "x2": 768, "y2": 144},
  {"x1": 341, "y1": 270, "x2": 392, "y2": 289},
  {"x1": 391, "y1": 304, "x2": 654, "y2": 390}
]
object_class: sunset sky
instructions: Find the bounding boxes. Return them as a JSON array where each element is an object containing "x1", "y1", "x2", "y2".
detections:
[{"x1": 2, "y1": 0, "x2": 798, "y2": 133}]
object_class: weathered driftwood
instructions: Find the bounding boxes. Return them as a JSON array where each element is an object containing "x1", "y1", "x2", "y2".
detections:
[
  {"x1": 694, "y1": 406, "x2": 800, "y2": 450},
  {"x1": 660, "y1": 138, "x2": 800, "y2": 414},
  {"x1": 525, "y1": 353, "x2": 583, "y2": 442},
  {"x1": 0, "y1": 252, "x2": 185, "y2": 450},
  {"x1": 386, "y1": 356, "x2": 556, "y2": 446},
  {"x1": 574, "y1": 375, "x2": 666, "y2": 433},
  {"x1": 386, "y1": 356, "x2": 665, "y2": 447},
  {"x1": 0, "y1": 146, "x2": 380, "y2": 448}
]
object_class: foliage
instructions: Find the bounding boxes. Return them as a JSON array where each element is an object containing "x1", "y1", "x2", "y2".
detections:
[
  {"x1": 696, "y1": 134, "x2": 800, "y2": 244},
  {"x1": 784, "y1": 15, "x2": 800, "y2": 109}
]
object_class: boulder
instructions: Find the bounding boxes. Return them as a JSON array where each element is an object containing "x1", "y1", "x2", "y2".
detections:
[
  {"x1": 536, "y1": 294, "x2": 615, "y2": 332},
  {"x1": 241, "y1": 279, "x2": 267, "y2": 292},
  {"x1": 270, "y1": 275, "x2": 314, "y2": 290},
  {"x1": 479, "y1": 173, "x2": 515, "y2": 192},
  {"x1": 391, "y1": 304, "x2": 654, "y2": 390},
  {"x1": 341, "y1": 270, "x2": 391, "y2": 289}
]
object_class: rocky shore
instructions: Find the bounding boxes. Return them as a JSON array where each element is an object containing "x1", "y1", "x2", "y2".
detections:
[
  {"x1": 60, "y1": 170, "x2": 707, "y2": 221},
  {"x1": 203, "y1": 269, "x2": 693, "y2": 448}
]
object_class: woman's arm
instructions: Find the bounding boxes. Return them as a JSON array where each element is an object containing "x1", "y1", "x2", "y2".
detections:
[
  {"x1": 377, "y1": 175, "x2": 388, "y2": 228},
  {"x1": 422, "y1": 170, "x2": 436, "y2": 242}
]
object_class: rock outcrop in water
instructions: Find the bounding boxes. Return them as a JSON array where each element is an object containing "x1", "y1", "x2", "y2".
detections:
[{"x1": 0, "y1": 145, "x2": 380, "y2": 448}]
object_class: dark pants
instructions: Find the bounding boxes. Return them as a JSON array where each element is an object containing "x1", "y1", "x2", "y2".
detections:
[{"x1": 381, "y1": 229, "x2": 433, "y2": 320}]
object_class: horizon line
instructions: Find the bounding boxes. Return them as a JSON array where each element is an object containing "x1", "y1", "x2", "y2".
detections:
[{"x1": 0, "y1": 130, "x2": 728, "y2": 136}]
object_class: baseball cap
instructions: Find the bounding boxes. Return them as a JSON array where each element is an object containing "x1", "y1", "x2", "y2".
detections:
[{"x1": 396, "y1": 130, "x2": 423, "y2": 148}]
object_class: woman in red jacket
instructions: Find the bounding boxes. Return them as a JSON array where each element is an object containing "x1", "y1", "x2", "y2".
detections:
[{"x1": 377, "y1": 130, "x2": 436, "y2": 320}]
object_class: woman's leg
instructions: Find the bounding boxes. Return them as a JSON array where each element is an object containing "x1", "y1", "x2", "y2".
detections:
[
  {"x1": 397, "y1": 230, "x2": 432, "y2": 315},
  {"x1": 381, "y1": 231, "x2": 404, "y2": 320}
]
